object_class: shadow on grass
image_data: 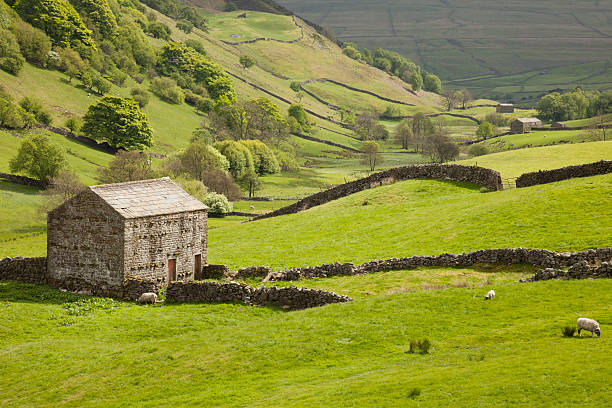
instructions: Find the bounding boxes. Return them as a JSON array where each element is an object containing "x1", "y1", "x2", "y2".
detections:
[
  {"x1": 0, "y1": 180, "x2": 43, "y2": 195},
  {"x1": 0, "y1": 281, "x2": 84, "y2": 304}
]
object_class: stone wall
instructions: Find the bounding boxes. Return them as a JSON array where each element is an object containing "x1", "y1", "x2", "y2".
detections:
[
  {"x1": 260, "y1": 247, "x2": 612, "y2": 281},
  {"x1": 515, "y1": 160, "x2": 612, "y2": 188},
  {"x1": 0, "y1": 172, "x2": 46, "y2": 188},
  {"x1": 521, "y1": 261, "x2": 612, "y2": 283},
  {"x1": 121, "y1": 277, "x2": 160, "y2": 301},
  {"x1": 166, "y1": 281, "x2": 352, "y2": 310},
  {"x1": 0, "y1": 257, "x2": 46, "y2": 284},
  {"x1": 253, "y1": 164, "x2": 503, "y2": 221}
]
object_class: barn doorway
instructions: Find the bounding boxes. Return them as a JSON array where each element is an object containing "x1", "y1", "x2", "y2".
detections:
[
  {"x1": 194, "y1": 254, "x2": 202, "y2": 279},
  {"x1": 168, "y1": 258, "x2": 177, "y2": 281}
]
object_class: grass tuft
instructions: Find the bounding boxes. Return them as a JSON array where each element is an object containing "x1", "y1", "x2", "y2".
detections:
[{"x1": 562, "y1": 326, "x2": 577, "y2": 338}]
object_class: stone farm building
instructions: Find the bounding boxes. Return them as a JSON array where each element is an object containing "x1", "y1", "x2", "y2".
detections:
[
  {"x1": 511, "y1": 118, "x2": 543, "y2": 134},
  {"x1": 47, "y1": 177, "x2": 208, "y2": 296},
  {"x1": 496, "y1": 103, "x2": 514, "y2": 113}
]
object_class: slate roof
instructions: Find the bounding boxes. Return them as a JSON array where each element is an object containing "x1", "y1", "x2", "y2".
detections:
[
  {"x1": 515, "y1": 117, "x2": 541, "y2": 123},
  {"x1": 89, "y1": 177, "x2": 208, "y2": 219}
]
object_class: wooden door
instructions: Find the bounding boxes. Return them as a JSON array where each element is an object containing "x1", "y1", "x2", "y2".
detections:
[
  {"x1": 194, "y1": 254, "x2": 202, "y2": 280},
  {"x1": 168, "y1": 259, "x2": 176, "y2": 282}
]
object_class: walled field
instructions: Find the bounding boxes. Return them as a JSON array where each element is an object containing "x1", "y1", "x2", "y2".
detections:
[
  {"x1": 278, "y1": 0, "x2": 612, "y2": 101},
  {"x1": 208, "y1": 11, "x2": 302, "y2": 42}
]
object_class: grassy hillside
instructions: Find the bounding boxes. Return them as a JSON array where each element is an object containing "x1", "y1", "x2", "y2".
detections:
[
  {"x1": 1, "y1": 276, "x2": 610, "y2": 407},
  {"x1": 207, "y1": 174, "x2": 612, "y2": 269},
  {"x1": 278, "y1": 0, "x2": 612, "y2": 102}
]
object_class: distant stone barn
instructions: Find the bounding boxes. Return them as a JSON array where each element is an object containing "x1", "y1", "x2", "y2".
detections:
[
  {"x1": 496, "y1": 103, "x2": 514, "y2": 113},
  {"x1": 47, "y1": 178, "x2": 208, "y2": 296},
  {"x1": 511, "y1": 118, "x2": 543, "y2": 134}
]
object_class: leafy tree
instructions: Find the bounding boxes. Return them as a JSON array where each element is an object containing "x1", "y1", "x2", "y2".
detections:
[
  {"x1": 423, "y1": 74, "x2": 442, "y2": 94},
  {"x1": 484, "y1": 112, "x2": 509, "y2": 127},
  {"x1": 20, "y1": 96, "x2": 52, "y2": 125},
  {"x1": 288, "y1": 103, "x2": 311, "y2": 131},
  {"x1": 64, "y1": 117, "x2": 81, "y2": 133},
  {"x1": 342, "y1": 45, "x2": 361, "y2": 61},
  {"x1": 184, "y1": 39, "x2": 206, "y2": 55},
  {"x1": 58, "y1": 48, "x2": 86, "y2": 82},
  {"x1": 374, "y1": 57, "x2": 391, "y2": 72},
  {"x1": 9, "y1": 134, "x2": 66, "y2": 184},
  {"x1": 212, "y1": 98, "x2": 289, "y2": 142},
  {"x1": 130, "y1": 87, "x2": 150, "y2": 108},
  {"x1": 239, "y1": 54, "x2": 255, "y2": 70},
  {"x1": 202, "y1": 192, "x2": 232, "y2": 215},
  {"x1": 442, "y1": 89, "x2": 460, "y2": 111},
  {"x1": 140, "y1": 0, "x2": 208, "y2": 31},
  {"x1": 214, "y1": 140, "x2": 255, "y2": 178},
  {"x1": 407, "y1": 71, "x2": 423, "y2": 92},
  {"x1": 360, "y1": 141, "x2": 383, "y2": 171},
  {"x1": 475, "y1": 121, "x2": 493, "y2": 140},
  {"x1": 238, "y1": 140, "x2": 280, "y2": 175},
  {"x1": 354, "y1": 111, "x2": 388, "y2": 141},
  {"x1": 411, "y1": 112, "x2": 434, "y2": 153},
  {"x1": 0, "y1": 28, "x2": 25, "y2": 75},
  {"x1": 11, "y1": 20, "x2": 52, "y2": 67},
  {"x1": 70, "y1": 0, "x2": 117, "y2": 38},
  {"x1": 91, "y1": 74, "x2": 112, "y2": 95},
  {"x1": 150, "y1": 77, "x2": 184, "y2": 104},
  {"x1": 176, "y1": 19, "x2": 193, "y2": 34},
  {"x1": 97, "y1": 151, "x2": 157, "y2": 183},
  {"x1": 0, "y1": 96, "x2": 35, "y2": 128},
  {"x1": 82, "y1": 96, "x2": 152, "y2": 150},
  {"x1": 394, "y1": 119, "x2": 413, "y2": 150},
  {"x1": 237, "y1": 167, "x2": 262, "y2": 198},
  {"x1": 146, "y1": 21, "x2": 171, "y2": 39},
  {"x1": 14, "y1": 0, "x2": 96, "y2": 55},
  {"x1": 163, "y1": 141, "x2": 229, "y2": 182},
  {"x1": 289, "y1": 81, "x2": 301, "y2": 93},
  {"x1": 459, "y1": 88, "x2": 472, "y2": 109},
  {"x1": 424, "y1": 134, "x2": 458, "y2": 163}
]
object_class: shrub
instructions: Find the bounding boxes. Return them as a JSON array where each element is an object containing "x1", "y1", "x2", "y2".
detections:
[
  {"x1": 479, "y1": 187, "x2": 491, "y2": 193},
  {"x1": 9, "y1": 134, "x2": 67, "y2": 184},
  {"x1": 20, "y1": 96, "x2": 53, "y2": 125},
  {"x1": 203, "y1": 192, "x2": 233, "y2": 215},
  {"x1": 408, "y1": 339, "x2": 431, "y2": 354},
  {"x1": 407, "y1": 388, "x2": 421, "y2": 399},
  {"x1": 150, "y1": 77, "x2": 184, "y2": 104},
  {"x1": 184, "y1": 39, "x2": 206, "y2": 56},
  {"x1": 65, "y1": 117, "x2": 81, "y2": 133},
  {"x1": 468, "y1": 144, "x2": 489, "y2": 157},
  {"x1": 146, "y1": 21, "x2": 171, "y2": 40},
  {"x1": 562, "y1": 326, "x2": 576, "y2": 337},
  {"x1": 196, "y1": 98, "x2": 214, "y2": 113},
  {"x1": 176, "y1": 19, "x2": 193, "y2": 34},
  {"x1": 0, "y1": 28, "x2": 25, "y2": 75},
  {"x1": 130, "y1": 88, "x2": 150, "y2": 108},
  {"x1": 224, "y1": 2, "x2": 237, "y2": 12},
  {"x1": 0, "y1": 98, "x2": 36, "y2": 128},
  {"x1": 12, "y1": 20, "x2": 52, "y2": 67}
]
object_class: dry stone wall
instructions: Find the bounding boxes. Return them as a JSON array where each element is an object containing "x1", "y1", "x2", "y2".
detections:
[
  {"x1": 0, "y1": 172, "x2": 46, "y2": 188},
  {"x1": 260, "y1": 247, "x2": 612, "y2": 281},
  {"x1": 253, "y1": 164, "x2": 503, "y2": 221},
  {"x1": 521, "y1": 261, "x2": 612, "y2": 283},
  {"x1": 166, "y1": 281, "x2": 352, "y2": 310},
  {"x1": 516, "y1": 160, "x2": 612, "y2": 188},
  {"x1": 0, "y1": 257, "x2": 46, "y2": 284}
]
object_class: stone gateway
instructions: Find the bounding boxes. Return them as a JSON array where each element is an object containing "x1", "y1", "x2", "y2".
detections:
[{"x1": 47, "y1": 177, "x2": 208, "y2": 297}]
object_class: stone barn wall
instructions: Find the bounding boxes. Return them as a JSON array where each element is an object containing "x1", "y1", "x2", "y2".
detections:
[
  {"x1": 515, "y1": 160, "x2": 612, "y2": 188},
  {"x1": 0, "y1": 257, "x2": 46, "y2": 284},
  {"x1": 123, "y1": 210, "x2": 207, "y2": 285},
  {"x1": 47, "y1": 190, "x2": 125, "y2": 296},
  {"x1": 253, "y1": 164, "x2": 503, "y2": 221}
]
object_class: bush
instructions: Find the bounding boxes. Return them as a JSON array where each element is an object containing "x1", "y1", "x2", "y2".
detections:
[
  {"x1": 0, "y1": 97, "x2": 35, "y2": 128},
  {"x1": 12, "y1": 20, "x2": 52, "y2": 67},
  {"x1": 407, "y1": 388, "x2": 421, "y2": 399},
  {"x1": 239, "y1": 140, "x2": 280, "y2": 175},
  {"x1": 562, "y1": 326, "x2": 576, "y2": 337},
  {"x1": 214, "y1": 140, "x2": 255, "y2": 178},
  {"x1": 0, "y1": 28, "x2": 25, "y2": 75},
  {"x1": 201, "y1": 169, "x2": 242, "y2": 200},
  {"x1": 65, "y1": 117, "x2": 81, "y2": 133},
  {"x1": 184, "y1": 39, "x2": 206, "y2": 56},
  {"x1": 196, "y1": 98, "x2": 214, "y2": 113},
  {"x1": 468, "y1": 144, "x2": 489, "y2": 157},
  {"x1": 150, "y1": 77, "x2": 184, "y2": 104},
  {"x1": 224, "y1": 2, "x2": 237, "y2": 12},
  {"x1": 9, "y1": 134, "x2": 67, "y2": 184},
  {"x1": 130, "y1": 88, "x2": 150, "y2": 108},
  {"x1": 408, "y1": 339, "x2": 431, "y2": 354},
  {"x1": 20, "y1": 96, "x2": 53, "y2": 125},
  {"x1": 146, "y1": 21, "x2": 171, "y2": 40},
  {"x1": 203, "y1": 192, "x2": 232, "y2": 215},
  {"x1": 176, "y1": 20, "x2": 193, "y2": 34},
  {"x1": 479, "y1": 187, "x2": 491, "y2": 193}
]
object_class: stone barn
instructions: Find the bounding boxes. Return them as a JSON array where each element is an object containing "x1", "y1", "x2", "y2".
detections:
[
  {"x1": 551, "y1": 121, "x2": 567, "y2": 128},
  {"x1": 47, "y1": 177, "x2": 208, "y2": 296},
  {"x1": 511, "y1": 118, "x2": 543, "y2": 134},
  {"x1": 496, "y1": 103, "x2": 514, "y2": 113}
]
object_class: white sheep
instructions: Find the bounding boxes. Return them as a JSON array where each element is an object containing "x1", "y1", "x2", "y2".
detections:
[
  {"x1": 577, "y1": 318, "x2": 601, "y2": 337},
  {"x1": 485, "y1": 289, "x2": 495, "y2": 300},
  {"x1": 250, "y1": 205, "x2": 255, "y2": 210},
  {"x1": 137, "y1": 292, "x2": 158, "y2": 305}
]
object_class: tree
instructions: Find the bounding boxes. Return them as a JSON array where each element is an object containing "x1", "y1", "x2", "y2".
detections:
[
  {"x1": 423, "y1": 74, "x2": 442, "y2": 94},
  {"x1": 0, "y1": 28, "x2": 25, "y2": 75},
  {"x1": 211, "y1": 98, "x2": 289, "y2": 142},
  {"x1": 58, "y1": 48, "x2": 85, "y2": 83},
  {"x1": 9, "y1": 134, "x2": 67, "y2": 185},
  {"x1": 407, "y1": 71, "x2": 423, "y2": 92},
  {"x1": 176, "y1": 20, "x2": 193, "y2": 34},
  {"x1": 360, "y1": 141, "x2": 383, "y2": 171},
  {"x1": 163, "y1": 141, "x2": 229, "y2": 181},
  {"x1": 424, "y1": 134, "x2": 458, "y2": 163},
  {"x1": 11, "y1": 20, "x2": 52, "y2": 67},
  {"x1": 442, "y1": 89, "x2": 460, "y2": 111},
  {"x1": 394, "y1": 119, "x2": 413, "y2": 150},
  {"x1": 290, "y1": 81, "x2": 301, "y2": 93},
  {"x1": 65, "y1": 117, "x2": 81, "y2": 133},
  {"x1": 39, "y1": 170, "x2": 86, "y2": 214},
  {"x1": 214, "y1": 140, "x2": 255, "y2": 178},
  {"x1": 82, "y1": 96, "x2": 153, "y2": 150},
  {"x1": 202, "y1": 192, "x2": 232, "y2": 215},
  {"x1": 91, "y1": 74, "x2": 112, "y2": 95},
  {"x1": 475, "y1": 121, "x2": 493, "y2": 140},
  {"x1": 237, "y1": 167, "x2": 262, "y2": 198},
  {"x1": 239, "y1": 55, "x2": 255, "y2": 70},
  {"x1": 70, "y1": 0, "x2": 118, "y2": 38},
  {"x1": 411, "y1": 112, "x2": 433, "y2": 153},
  {"x1": 97, "y1": 151, "x2": 157, "y2": 183},
  {"x1": 288, "y1": 104, "x2": 311, "y2": 131},
  {"x1": 146, "y1": 21, "x2": 171, "y2": 40},
  {"x1": 239, "y1": 140, "x2": 280, "y2": 175},
  {"x1": 354, "y1": 111, "x2": 387, "y2": 140},
  {"x1": 201, "y1": 169, "x2": 242, "y2": 200},
  {"x1": 459, "y1": 88, "x2": 472, "y2": 109},
  {"x1": 150, "y1": 77, "x2": 184, "y2": 104},
  {"x1": 130, "y1": 88, "x2": 150, "y2": 108}
]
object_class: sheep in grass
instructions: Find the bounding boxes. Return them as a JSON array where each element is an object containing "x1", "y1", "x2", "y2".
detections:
[
  {"x1": 485, "y1": 289, "x2": 495, "y2": 300},
  {"x1": 577, "y1": 318, "x2": 601, "y2": 337},
  {"x1": 137, "y1": 292, "x2": 158, "y2": 305}
]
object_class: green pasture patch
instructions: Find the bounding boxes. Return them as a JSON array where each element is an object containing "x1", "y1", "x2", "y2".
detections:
[{"x1": 209, "y1": 11, "x2": 302, "y2": 42}]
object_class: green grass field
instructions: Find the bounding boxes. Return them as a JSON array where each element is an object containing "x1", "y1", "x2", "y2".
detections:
[
  {"x1": 1, "y1": 275, "x2": 610, "y2": 407},
  {"x1": 208, "y1": 11, "x2": 302, "y2": 42}
]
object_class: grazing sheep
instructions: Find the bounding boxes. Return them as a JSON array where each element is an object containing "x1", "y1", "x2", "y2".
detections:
[
  {"x1": 250, "y1": 205, "x2": 255, "y2": 210},
  {"x1": 485, "y1": 289, "x2": 495, "y2": 300},
  {"x1": 577, "y1": 318, "x2": 601, "y2": 337},
  {"x1": 137, "y1": 292, "x2": 158, "y2": 305}
]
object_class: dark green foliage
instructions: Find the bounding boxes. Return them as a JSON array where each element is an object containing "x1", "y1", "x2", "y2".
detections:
[
  {"x1": 476, "y1": 121, "x2": 493, "y2": 140},
  {"x1": 184, "y1": 39, "x2": 206, "y2": 56},
  {"x1": 407, "y1": 388, "x2": 421, "y2": 399},
  {"x1": 150, "y1": 77, "x2": 184, "y2": 104},
  {"x1": 0, "y1": 96, "x2": 35, "y2": 128},
  {"x1": 70, "y1": 0, "x2": 117, "y2": 38},
  {"x1": 97, "y1": 150, "x2": 157, "y2": 183},
  {"x1": 373, "y1": 57, "x2": 391, "y2": 72},
  {"x1": 537, "y1": 89, "x2": 612, "y2": 122},
  {"x1": 214, "y1": 140, "x2": 255, "y2": 178},
  {"x1": 0, "y1": 28, "x2": 25, "y2": 75},
  {"x1": 140, "y1": 0, "x2": 207, "y2": 31},
  {"x1": 408, "y1": 339, "x2": 431, "y2": 355},
  {"x1": 239, "y1": 54, "x2": 255, "y2": 70},
  {"x1": 11, "y1": 20, "x2": 52, "y2": 67},
  {"x1": 113, "y1": 17, "x2": 155, "y2": 69},
  {"x1": 289, "y1": 81, "x2": 300, "y2": 93},
  {"x1": 130, "y1": 87, "x2": 150, "y2": 108},
  {"x1": 423, "y1": 74, "x2": 442, "y2": 94},
  {"x1": 288, "y1": 103, "x2": 310, "y2": 131},
  {"x1": 20, "y1": 96, "x2": 52, "y2": 125},
  {"x1": 468, "y1": 144, "x2": 489, "y2": 157},
  {"x1": 14, "y1": 0, "x2": 96, "y2": 55},
  {"x1": 156, "y1": 42, "x2": 235, "y2": 103},
  {"x1": 239, "y1": 140, "x2": 279, "y2": 175},
  {"x1": 64, "y1": 117, "x2": 81, "y2": 133},
  {"x1": 176, "y1": 19, "x2": 193, "y2": 34},
  {"x1": 406, "y1": 71, "x2": 423, "y2": 92},
  {"x1": 82, "y1": 96, "x2": 152, "y2": 150},
  {"x1": 224, "y1": 2, "x2": 237, "y2": 12},
  {"x1": 146, "y1": 21, "x2": 171, "y2": 40},
  {"x1": 58, "y1": 47, "x2": 86, "y2": 82},
  {"x1": 196, "y1": 98, "x2": 213, "y2": 113},
  {"x1": 562, "y1": 326, "x2": 576, "y2": 337},
  {"x1": 91, "y1": 74, "x2": 112, "y2": 94},
  {"x1": 342, "y1": 45, "x2": 361, "y2": 61},
  {"x1": 237, "y1": 167, "x2": 262, "y2": 198},
  {"x1": 9, "y1": 134, "x2": 67, "y2": 184}
]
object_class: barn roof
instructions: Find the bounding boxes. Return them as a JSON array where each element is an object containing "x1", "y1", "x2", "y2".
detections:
[
  {"x1": 89, "y1": 177, "x2": 208, "y2": 219},
  {"x1": 514, "y1": 117, "x2": 541, "y2": 123}
]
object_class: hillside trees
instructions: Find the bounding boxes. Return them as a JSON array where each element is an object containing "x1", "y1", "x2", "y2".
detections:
[
  {"x1": 394, "y1": 119, "x2": 413, "y2": 150},
  {"x1": 442, "y1": 89, "x2": 460, "y2": 111},
  {"x1": 12, "y1": 20, "x2": 52, "y2": 67},
  {"x1": 237, "y1": 167, "x2": 262, "y2": 198},
  {"x1": 407, "y1": 71, "x2": 423, "y2": 92},
  {"x1": 0, "y1": 28, "x2": 25, "y2": 74},
  {"x1": 537, "y1": 89, "x2": 611, "y2": 122},
  {"x1": 475, "y1": 121, "x2": 493, "y2": 140},
  {"x1": 239, "y1": 54, "x2": 255, "y2": 70},
  {"x1": 459, "y1": 88, "x2": 472, "y2": 109},
  {"x1": 139, "y1": 0, "x2": 207, "y2": 31},
  {"x1": 360, "y1": 141, "x2": 383, "y2": 171},
  {"x1": 288, "y1": 104, "x2": 311, "y2": 132},
  {"x1": 70, "y1": 0, "x2": 117, "y2": 38},
  {"x1": 214, "y1": 140, "x2": 255, "y2": 178},
  {"x1": 164, "y1": 141, "x2": 229, "y2": 181},
  {"x1": 150, "y1": 77, "x2": 184, "y2": 104},
  {"x1": 354, "y1": 111, "x2": 388, "y2": 141},
  {"x1": 9, "y1": 134, "x2": 67, "y2": 184},
  {"x1": 211, "y1": 98, "x2": 289, "y2": 142},
  {"x1": 97, "y1": 151, "x2": 157, "y2": 183},
  {"x1": 82, "y1": 96, "x2": 152, "y2": 150},
  {"x1": 423, "y1": 74, "x2": 442, "y2": 94},
  {"x1": 14, "y1": 0, "x2": 96, "y2": 56},
  {"x1": 239, "y1": 140, "x2": 280, "y2": 175}
]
